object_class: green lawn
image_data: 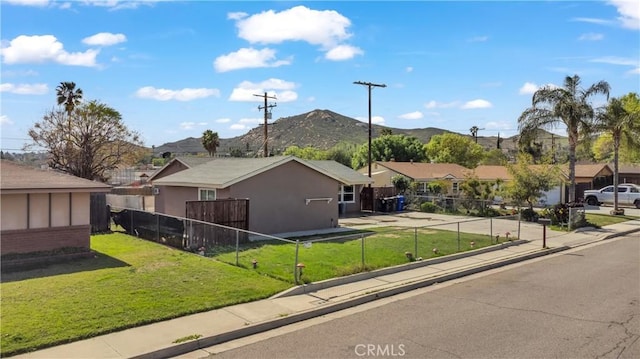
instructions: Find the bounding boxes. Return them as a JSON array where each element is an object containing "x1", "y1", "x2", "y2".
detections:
[
  {"x1": 585, "y1": 213, "x2": 639, "y2": 228},
  {"x1": 0, "y1": 233, "x2": 290, "y2": 357},
  {"x1": 213, "y1": 227, "x2": 497, "y2": 283}
]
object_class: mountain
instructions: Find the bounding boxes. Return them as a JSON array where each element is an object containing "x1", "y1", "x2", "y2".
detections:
[{"x1": 153, "y1": 109, "x2": 566, "y2": 156}]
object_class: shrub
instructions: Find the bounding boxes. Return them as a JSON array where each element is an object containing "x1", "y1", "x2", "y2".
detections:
[
  {"x1": 521, "y1": 208, "x2": 539, "y2": 222},
  {"x1": 420, "y1": 202, "x2": 440, "y2": 213}
]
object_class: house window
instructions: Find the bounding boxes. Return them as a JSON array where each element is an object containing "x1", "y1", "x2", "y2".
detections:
[
  {"x1": 452, "y1": 182, "x2": 459, "y2": 193},
  {"x1": 198, "y1": 188, "x2": 216, "y2": 200},
  {"x1": 339, "y1": 185, "x2": 355, "y2": 203}
]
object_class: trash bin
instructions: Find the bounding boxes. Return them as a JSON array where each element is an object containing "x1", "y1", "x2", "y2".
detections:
[{"x1": 397, "y1": 195, "x2": 404, "y2": 211}]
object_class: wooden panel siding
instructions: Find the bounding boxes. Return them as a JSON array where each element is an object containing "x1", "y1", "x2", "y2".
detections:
[{"x1": 90, "y1": 193, "x2": 110, "y2": 233}]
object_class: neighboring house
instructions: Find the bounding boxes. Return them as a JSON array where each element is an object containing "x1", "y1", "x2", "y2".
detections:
[
  {"x1": 1, "y1": 160, "x2": 111, "y2": 255},
  {"x1": 570, "y1": 163, "x2": 613, "y2": 201},
  {"x1": 359, "y1": 161, "x2": 468, "y2": 195},
  {"x1": 151, "y1": 156, "x2": 372, "y2": 235},
  {"x1": 615, "y1": 164, "x2": 640, "y2": 186},
  {"x1": 469, "y1": 163, "x2": 614, "y2": 205}
]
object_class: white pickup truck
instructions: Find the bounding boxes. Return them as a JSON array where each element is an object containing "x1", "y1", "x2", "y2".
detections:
[{"x1": 583, "y1": 184, "x2": 640, "y2": 208}]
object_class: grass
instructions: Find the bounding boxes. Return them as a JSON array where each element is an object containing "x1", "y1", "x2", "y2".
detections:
[
  {"x1": 213, "y1": 226, "x2": 497, "y2": 283},
  {"x1": 0, "y1": 232, "x2": 290, "y2": 357},
  {"x1": 585, "y1": 213, "x2": 639, "y2": 228}
]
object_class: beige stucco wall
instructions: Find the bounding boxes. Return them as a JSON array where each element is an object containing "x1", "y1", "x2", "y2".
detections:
[
  {"x1": 359, "y1": 164, "x2": 398, "y2": 188},
  {"x1": 1, "y1": 192, "x2": 91, "y2": 231},
  {"x1": 1, "y1": 194, "x2": 28, "y2": 230}
]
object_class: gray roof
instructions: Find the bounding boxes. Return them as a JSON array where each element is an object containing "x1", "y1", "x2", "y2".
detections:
[
  {"x1": 1, "y1": 160, "x2": 111, "y2": 193},
  {"x1": 175, "y1": 156, "x2": 216, "y2": 167},
  {"x1": 306, "y1": 160, "x2": 373, "y2": 185},
  {"x1": 153, "y1": 156, "x2": 371, "y2": 188}
]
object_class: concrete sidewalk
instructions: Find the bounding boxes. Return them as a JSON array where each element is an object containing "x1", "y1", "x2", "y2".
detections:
[{"x1": 12, "y1": 218, "x2": 640, "y2": 359}]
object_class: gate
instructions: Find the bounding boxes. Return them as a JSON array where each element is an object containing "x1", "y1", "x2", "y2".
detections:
[{"x1": 360, "y1": 187, "x2": 374, "y2": 211}]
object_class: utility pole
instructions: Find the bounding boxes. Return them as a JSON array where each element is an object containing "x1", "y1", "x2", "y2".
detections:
[
  {"x1": 253, "y1": 92, "x2": 277, "y2": 157},
  {"x1": 353, "y1": 81, "x2": 386, "y2": 185},
  {"x1": 551, "y1": 133, "x2": 556, "y2": 164}
]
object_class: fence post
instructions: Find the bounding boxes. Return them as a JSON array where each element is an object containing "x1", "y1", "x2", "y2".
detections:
[
  {"x1": 568, "y1": 207, "x2": 573, "y2": 231},
  {"x1": 156, "y1": 213, "x2": 160, "y2": 242},
  {"x1": 129, "y1": 209, "x2": 134, "y2": 235},
  {"x1": 294, "y1": 240, "x2": 300, "y2": 284},
  {"x1": 414, "y1": 227, "x2": 418, "y2": 259},
  {"x1": 457, "y1": 222, "x2": 460, "y2": 252},
  {"x1": 189, "y1": 220, "x2": 193, "y2": 248},
  {"x1": 518, "y1": 212, "x2": 521, "y2": 240},
  {"x1": 361, "y1": 234, "x2": 365, "y2": 269},
  {"x1": 490, "y1": 217, "x2": 493, "y2": 244},
  {"x1": 235, "y1": 230, "x2": 240, "y2": 266}
]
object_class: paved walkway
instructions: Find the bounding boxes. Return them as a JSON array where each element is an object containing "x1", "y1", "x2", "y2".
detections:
[{"x1": 12, "y1": 215, "x2": 640, "y2": 359}]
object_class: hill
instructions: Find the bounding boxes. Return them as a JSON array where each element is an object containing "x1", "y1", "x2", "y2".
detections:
[{"x1": 153, "y1": 109, "x2": 566, "y2": 157}]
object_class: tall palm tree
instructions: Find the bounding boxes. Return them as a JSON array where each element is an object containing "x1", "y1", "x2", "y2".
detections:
[
  {"x1": 594, "y1": 94, "x2": 640, "y2": 214},
  {"x1": 518, "y1": 74, "x2": 610, "y2": 203},
  {"x1": 470, "y1": 126, "x2": 479, "y2": 143},
  {"x1": 202, "y1": 130, "x2": 220, "y2": 157},
  {"x1": 56, "y1": 81, "x2": 83, "y2": 116}
]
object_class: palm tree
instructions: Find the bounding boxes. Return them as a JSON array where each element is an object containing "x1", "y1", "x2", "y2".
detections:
[
  {"x1": 202, "y1": 130, "x2": 220, "y2": 157},
  {"x1": 594, "y1": 94, "x2": 640, "y2": 214},
  {"x1": 56, "y1": 81, "x2": 83, "y2": 116},
  {"x1": 470, "y1": 126, "x2": 479, "y2": 143},
  {"x1": 518, "y1": 74, "x2": 610, "y2": 203}
]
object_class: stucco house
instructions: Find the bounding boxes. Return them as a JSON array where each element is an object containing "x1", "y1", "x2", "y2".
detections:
[
  {"x1": 151, "y1": 156, "x2": 372, "y2": 235},
  {"x1": 1, "y1": 160, "x2": 111, "y2": 255},
  {"x1": 358, "y1": 161, "x2": 468, "y2": 195},
  {"x1": 618, "y1": 164, "x2": 640, "y2": 185}
]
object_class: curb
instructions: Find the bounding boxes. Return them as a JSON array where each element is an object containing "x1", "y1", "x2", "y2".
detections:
[
  {"x1": 134, "y1": 244, "x2": 569, "y2": 359},
  {"x1": 273, "y1": 239, "x2": 529, "y2": 298}
]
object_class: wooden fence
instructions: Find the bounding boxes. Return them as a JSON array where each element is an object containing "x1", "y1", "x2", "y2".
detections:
[
  {"x1": 185, "y1": 199, "x2": 250, "y2": 246},
  {"x1": 90, "y1": 193, "x2": 111, "y2": 233}
]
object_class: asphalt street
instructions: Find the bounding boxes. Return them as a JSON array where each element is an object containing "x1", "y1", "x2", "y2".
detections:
[{"x1": 184, "y1": 235, "x2": 640, "y2": 359}]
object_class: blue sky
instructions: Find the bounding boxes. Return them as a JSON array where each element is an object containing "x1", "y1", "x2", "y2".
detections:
[{"x1": 1, "y1": 0, "x2": 639, "y2": 152}]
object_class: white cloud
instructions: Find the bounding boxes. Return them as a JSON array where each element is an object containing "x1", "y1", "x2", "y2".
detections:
[
  {"x1": 0, "y1": 35, "x2": 99, "y2": 67},
  {"x1": 608, "y1": 0, "x2": 640, "y2": 30},
  {"x1": 324, "y1": 44, "x2": 363, "y2": 61},
  {"x1": 82, "y1": 32, "x2": 127, "y2": 46},
  {"x1": 234, "y1": 6, "x2": 352, "y2": 48},
  {"x1": 628, "y1": 67, "x2": 640, "y2": 75},
  {"x1": 571, "y1": 17, "x2": 614, "y2": 26},
  {"x1": 398, "y1": 111, "x2": 423, "y2": 120},
  {"x1": 1, "y1": 69, "x2": 38, "y2": 77},
  {"x1": 461, "y1": 99, "x2": 492, "y2": 109},
  {"x1": 216, "y1": 118, "x2": 231, "y2": 123},
  {"x1": 4, "y1": 0, "x2": 48, "y2": 6},
  {"x1": 230, "y1": 123, "x2": 247, "y2": 131},
  {"x1": 371, "y1": 116, "x2": 385, "y2": 125},
  {"x1": 590, "y1": 56, "x2": 639, "y2": 66},
  {"x1": 519, "y1": 82, "x2": 539, "y2": 95},
  {"x1": 485, "y1": 121, "x2": 514, "y2": 130},
  {"x1": 0, "y1": 115, "x2": 14, "y2": 125},
  {"x1": 214, "y1": 47, "x2": 291, "y2": 72},
  {"x1": 424, "y1": 100, "x2": 459, "y2": 109},
  {"x1": 179, "y1": 122, "x2": 208, "y2": 130},
  {"x1": 468, "y1": 36, "x2": 489, "y2": 42},
  {"x1": 239, "y1": 118, "x2": 262, "y2": 125},
  {"x1": 227, "y1": 12, "x2": 247, "y2": 20},
  {"x1": 578, "y1": 33, "x2": 604, "y2": 41},
  {"x1": 135, "y1": 86, "x2": 220, "y2": 101},
  {"x1": 406, "y1": 67, "x2": 413, "y2": 73},
  {"x1": 229, "y1": 79, "x2": 297, "y2": 102},
  {"x1": 0, "y1": 82, "x2": 48, "y2": 95}
]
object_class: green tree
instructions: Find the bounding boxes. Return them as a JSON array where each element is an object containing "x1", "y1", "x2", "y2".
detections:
[
  {"x1": 593, "y1": 94, "x2": 640, "y2": 213},
  {"x1": 380, "y1": 128, "x2": 393, "y2": 136},
  {"x1": 28, "y1": 100, "x2": 143, "y2": 181},
  {"x1": 326, "y1": 142, "x2": 357, "y2": 167},
  {"x1": 283, "y1": 145, "x2": 327, "y2": 160},
  {"x1": 391, "y1": 174, "x2": 411, "y2": 194},
  {"x1": 424, "y1": 133, "x2": 484, "y2": 168},
  {"x1": 518, "y1": 74, "x2": 610, "y2": 203},
  {"x1": 459, "y1": 175, "x2": 496, "y2": 215},
  {"x1": 504, "y1": 154, "x2": 561, "y2": 210},
  {"x1": 481, "y1": 149, "x2": 508, "y2": 165},
  {"x1": 351, "y1": 134, "x2": 427, "y2": 169},
  {"x1": 201, "y1": 130, "x2": 220, "y2": 157}
]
